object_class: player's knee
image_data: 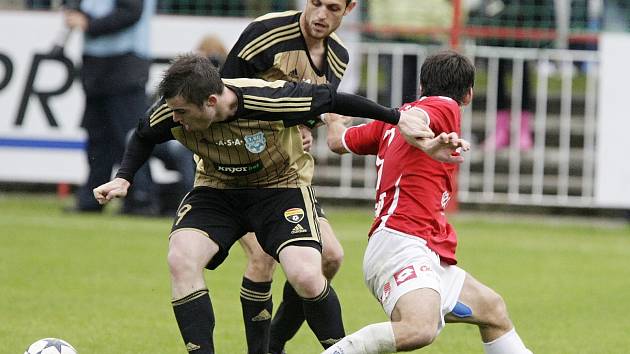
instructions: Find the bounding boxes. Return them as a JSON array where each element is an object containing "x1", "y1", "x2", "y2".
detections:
[
  {"x1": 397, "y1": 322, "x2": 437, "y2": 350},
  {"x1": 321, "y1": 245, "x2": 344, "y2": 280},
  {"x1": 167, "y1": 247, "x2": 198, "y2": 279},
  {"x1": 244, "y1": 254, "x2": 276, "y2": 281},
  {"x1": 286, "y1": 268, "x2": 325, "y2": 298},
  {"x1": 481, "y1": 290, "x2": 512, "y2": 330}
]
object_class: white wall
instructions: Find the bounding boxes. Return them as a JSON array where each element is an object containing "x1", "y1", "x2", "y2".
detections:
[{"x1": 595, "y1": 32, "x2": 630, "y2": 208}]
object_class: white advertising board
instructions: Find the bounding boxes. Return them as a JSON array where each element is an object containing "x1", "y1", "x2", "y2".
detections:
[
  {"x1": 0, "y1": 11, "x2": 251, "y2": 184},
  {"x1": 595, "y1": 32, "x2": 630, "y2": 208}
]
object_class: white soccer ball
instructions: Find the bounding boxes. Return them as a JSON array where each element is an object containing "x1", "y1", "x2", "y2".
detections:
[{"x1": 24, "y1": 338, "x2": 78, "y2": 354}]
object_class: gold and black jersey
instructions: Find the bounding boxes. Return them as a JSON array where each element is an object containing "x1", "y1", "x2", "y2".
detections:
[
  {"x1": 221, "y1": 10, "x2": 349, "y2": 88},
  {"x1": 136, "y1": 79, "x2": 339, "y2": 189},
  {"x1": 214, "y1": 10, "x2": 349, "y2": 187}
]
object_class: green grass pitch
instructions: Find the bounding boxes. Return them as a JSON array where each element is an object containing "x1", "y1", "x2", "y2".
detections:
[{"x1": 2, "y1": 193, "x2": 629, "y2": 353}]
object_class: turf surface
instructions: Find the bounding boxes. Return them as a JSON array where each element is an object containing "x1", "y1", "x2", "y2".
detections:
[{"x1": 1, "y1": 194, "x2": 629, "y2": 353}]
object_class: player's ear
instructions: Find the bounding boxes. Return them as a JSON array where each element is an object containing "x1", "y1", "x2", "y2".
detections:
[
  {"x1": 207, "y1": 95, "x2": 218, "y2": 107},
  {"x1": 344, "y1": 1, "x2": 356, "y2": 15}
]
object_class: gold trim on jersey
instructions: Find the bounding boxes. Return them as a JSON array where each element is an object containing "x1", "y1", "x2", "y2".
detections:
[
  {"x1": 243, "y1": 95, "x2": 312, "y2": 113},
  {"x1": 327, "y1": 48, "x2": 347, "y2": 80},
  {"x1": 253, "y1": 10, "x2": 299, "y2": 22},
  {"x1": 223, "y1": 78, "x2": 287, "y2": 89},
  {"x1": 238, "y1": 22, "x2": 301, "y2": 61},
  {"x1": 329, "y1": 32, "x2": 348, "y2": 51},
  {"x1": 149, "y1": 103, "x2": 173, "y2": 127}
]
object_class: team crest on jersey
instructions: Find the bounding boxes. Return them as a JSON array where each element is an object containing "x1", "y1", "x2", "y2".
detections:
[
  {"x1": 244, "y1": 132, "x2": 266, "y2": 153},
  {"x1": 284, "y1": 208, "x2": 305, "y2": 223}
]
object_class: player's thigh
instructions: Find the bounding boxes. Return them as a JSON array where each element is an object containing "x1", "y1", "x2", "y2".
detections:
[
  {"x1": 168, "y1": 228, "x2": 219, "y2": 269},
  {"x1": 238, "y1": 232, "x2": 277, "y2": 281},
  {"x1": 170, "y1": 187, "x2": 247, "y2": 270},
  {"x1": 318, "y1": 217, "x2": 343, "y2": 260},
  {"x1": 444, "y1": 272, "x2": 507, "y2": 326},
  {"x1": 391, "y1": 287, "x2": 441, "y2": 333},
  {"x1": 238, "y1": 232, "x2": 269, "y2": 259},
  {"x1": 278, "y1": 244, "x2": 325, "y2": 296}
]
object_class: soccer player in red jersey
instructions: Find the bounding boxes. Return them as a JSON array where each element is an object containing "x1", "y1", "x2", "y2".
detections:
[{"x1": 322, "y1": 50, "x2": 533, "y2": 354}]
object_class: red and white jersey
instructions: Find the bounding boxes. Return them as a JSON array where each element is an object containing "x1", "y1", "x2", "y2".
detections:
[{"x1": 342, "y1": 96, "x2": 461, "y2": 264}]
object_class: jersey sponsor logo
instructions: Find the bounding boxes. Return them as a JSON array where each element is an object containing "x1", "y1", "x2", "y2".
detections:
[
  {"x1": 291, "y1": 223, "x2": 308, "y2": 234},
  {"x1": 394, "y1": 265, "x2": 417, "y2": 286},
  {"x1": 213, "y1": 160, "x2": 263, "y2": 176},
  {"x1": 284, "y1": 207, "x2": 305, "y2": 223},
  {"x1": 244, "y1": 131, "x2": 266, "y2": 153},
  {"x1": 212, "y1": 138, "x2": 243, "y2": 147}
]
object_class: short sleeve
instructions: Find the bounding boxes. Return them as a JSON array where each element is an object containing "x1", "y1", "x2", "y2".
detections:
[{"x1": 343, "y1": 121, "x2": 387, "y2": 156}]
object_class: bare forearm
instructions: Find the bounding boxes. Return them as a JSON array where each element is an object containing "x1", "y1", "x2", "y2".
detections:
[{"x1": 325, "y1": 115, "x2": 350, "y2": 154}]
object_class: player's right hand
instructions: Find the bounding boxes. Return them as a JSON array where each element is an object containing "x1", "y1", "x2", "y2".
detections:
[
  {"x1": 418, "y1": 132, "x2": 470, "y2": 164},
  {"x1": 93, "y1": 177, "x2": 131, "y2": 205}
]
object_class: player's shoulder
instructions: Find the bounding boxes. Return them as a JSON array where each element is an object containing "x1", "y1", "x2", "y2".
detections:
[
  {"x1": 148, "y1": 101, "x2": 173, "y2": 128},
  {"x1": 250, "y1": 10, "x2": 301, "y2": 31},
  {"x1": 222, "y1": 77, "x2": 288, "y2": 89},
  {"x1": 405, "y1": 96, "x2": 458, "y2": 112},
  {"x1": 237, "y1": 11, "x2": 301, "y2": 60},
  {"x1": 327, "y1": 32, "x2": 349, "y2": 64}
]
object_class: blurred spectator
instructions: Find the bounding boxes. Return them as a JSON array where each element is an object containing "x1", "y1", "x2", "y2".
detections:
[
  {"x1": 367, "y1": 0, "x2": 453, "y2": 104},
  {"x1": 25, "y1": 0, "x2": 51, "y2": 9},
  {"x1": 470, "y1": 0, "x2": 556, "y2": 150},
  {"x1": 195, "y1": 34, "x2": 227, "y2": 68},
  {"x1": 64, "y1": 0, "x2": 158, "y2": 215},
  {"x1": 149, "y1": 35, "x2": 227, "y2": 217}
]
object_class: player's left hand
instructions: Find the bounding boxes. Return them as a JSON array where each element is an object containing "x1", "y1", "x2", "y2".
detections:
[
  {"x1": 298, "y1": 125, "x2": 313, "y2": 152},
  {"x1": 397, "y1": 109, "x2": 435, "y2": 147},
  {"x1": 418, "y1": 132, "x2": 470, "y2": 164}
]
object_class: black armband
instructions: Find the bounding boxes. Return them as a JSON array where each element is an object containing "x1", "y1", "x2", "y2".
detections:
[{"x1": 332, "y1": 92, "x2": 400, "y2": 125}]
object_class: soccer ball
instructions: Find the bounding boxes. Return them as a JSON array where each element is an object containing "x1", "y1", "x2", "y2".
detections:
[{"x1": 24, "y1": 338, "x2": 77, "y2": 354}]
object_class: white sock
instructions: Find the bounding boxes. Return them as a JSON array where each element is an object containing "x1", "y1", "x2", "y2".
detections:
[
  {"x1": 321, "y1": 322, "x2": 396, "y2": 354},
  {"x1": 483, "y1": 328, "x2": 533, "y2": 354}
]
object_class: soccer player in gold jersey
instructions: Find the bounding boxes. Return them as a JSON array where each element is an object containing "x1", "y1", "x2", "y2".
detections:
[
  {"x1": 220, "y1": 1, "x2": 358, "y2": 352},
  {"x1": 93, "y1": 54, "x2": 433, "y2": 354}
]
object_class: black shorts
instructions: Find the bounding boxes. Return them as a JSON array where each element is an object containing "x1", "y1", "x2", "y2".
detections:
[{"x1": 170, "y1": 186, "x2": 322, "y2": 269}]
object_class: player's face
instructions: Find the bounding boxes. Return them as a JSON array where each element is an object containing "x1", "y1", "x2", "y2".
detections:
[
  {"x1": 166, "y1": 95, "x2": 216, "y2": 132},
  {"x1": 302, "y1": 0, "x2": 355, "y2": 40}
]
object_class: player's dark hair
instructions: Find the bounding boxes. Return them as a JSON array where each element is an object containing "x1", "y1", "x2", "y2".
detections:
[
  {"x1": 158, "y1": 53, "x2": 224, "y2": 107},
  {"x1": 419, "y1": 50, "x2": 475, "y2": 105}
]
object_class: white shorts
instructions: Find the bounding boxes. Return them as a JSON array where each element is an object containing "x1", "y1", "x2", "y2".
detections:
[{"x1": 362, "y1": 227, "x2": 466, "y2": 331}]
